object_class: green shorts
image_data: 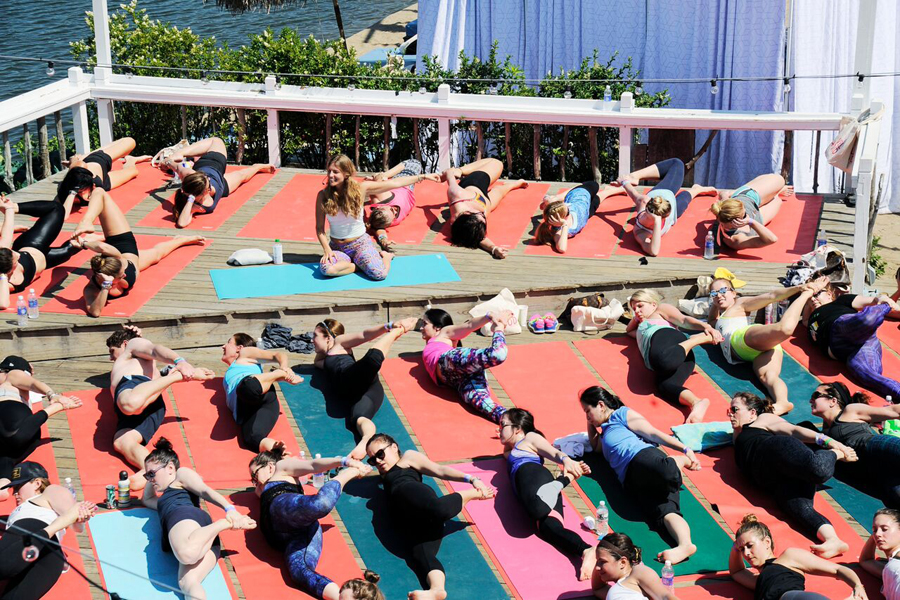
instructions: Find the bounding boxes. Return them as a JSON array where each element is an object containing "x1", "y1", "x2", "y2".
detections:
[{"x1": 730, "y1": 324, "x2": 783, "y2": 362}]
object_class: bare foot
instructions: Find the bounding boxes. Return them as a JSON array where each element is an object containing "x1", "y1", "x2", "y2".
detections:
[
  {"x1": 408, "y1": 590, "x2": 447, "y2": 600},
  {"x1": 690, "y1": 184, "x2": 718, "y2": 197},
  {"x1": 129, "y1": 471, "x2": 147, "y2": 492},
  {"x1": 657, "y1": 543, "x2": 697, "y2": 565},
  {"x1": 175, "y1": 235, "x2": 206, "y2": 247},
  {"x1": 349, "y1": 438, "x2": 369, "y2": 461},
  {"x1": 381, "y1": 251, "x2": 394, "y2": 270},
  {"x1": 509, "y1": 179, "x2": 529, "y2": 190},
  {"x1": 772, "y1": 400, "x2": 794, "y2": 416},
  {"x1": 810, "y1": 538, "x2": 848, "y2": 558},
  {"x1": 579, "y1": 545, "x2": 597, "y2": 581},
  {"x1": 685, "y1": 398, "x2": 710, "y2": 424},
  {"x1": 255, "y1": 163, "x2": 277, "y2": 174},
  {"x1": 777, "y1": 185, "x2": 795, "y2": 200},
  {"x1": 123, "y1": 155, "x2": 152, "y2": 167}
]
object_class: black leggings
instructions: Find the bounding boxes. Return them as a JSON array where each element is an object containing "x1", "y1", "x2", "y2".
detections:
[
  {"x1": 745, "y1": 436, "x2": 836, "y2": 538},
  {"x1": 234, "y1": 377, "x2": 280, "y2": 452},
  {"x1": 0, "y1": 517, "x2": 66, "y2": 600},
  {"x1": 649, "y1": 158, "x2": 692, "y2": 217},
  {"x1": 0, "y1": 401, "x2": 48, "y2": 480},
  {"x1": 512, "y1": 462, "x2": 590, "y2": 558},
  {"x1": 390, "y1": 483, "x2": 463, "y2": 580},
  {"x1": 325, "y1": 349, "x2": 386, "y2": 425},
  {"x1": 622, "y1": 447, "x2": 683, "y2": 530},
  {"x1": 647, "y1": 328, "x2": 695, "y2": 403},
  {"x1": 11, "y1": 201, "x2": 79, "y2": 268}
]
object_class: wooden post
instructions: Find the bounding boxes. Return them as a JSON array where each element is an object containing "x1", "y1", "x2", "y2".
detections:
[
  {"x1": 331, "y1": 0, "x2": 349, "y2": 52},
  {"x1": 383, "y1": 117, "x2": 390, "y2": 170},
  {"x1": 354, "y1": 116, "x2": 361, "y2": 166},
  {"x1": 412, "y1": 119, "x2": 421, "y2": 164},
  {"x1": 22, "y1": 124, "x2": 34, "y2": 185},
  {"x1": 618, "y1": 126, "x2": 632, "y2": 179},
  {"x1": 324, "y1": 114, "x2": 333, "y2": 168},
  {"x1": 236, "y1": 109, "x2": 247, "y2": 164},
  {"x1": 780, "y1": 130, "x2": 793, "y2": 181},
  {"x1": 475, "y1": 122, "x2": 484, "y2": 161},
  {"x1": 559, "y1": 125, "x2": 569, "y2": 181},
  {"x1": 266, "y1": 109, "x2": 281, "y2": 167},
  {"x1": 181, "y1": 106, "x2": 188, "y2": 141},
  {"x1": 812, "y1": 130, "x2": 822, "y2": 194},
  {"x1": 589, "y1": 127, "x2": 600, "y2": 181},
  {"x1": 505, "y1": 123, "x2": 512, "y2": 175},
  {"x1": 54, "y1": 111, "x2": 66, "y2": 164},
  {"x1": 532, "y1": 125, "x2": 541, "y2": 180},
  {"x1": 437, "y1": 119, "x2": 451, "y2": 171},
  {"x1": 2, "y1": 132, "x2": 11, "y2": 181},
  {"x1": 37, "y1": 117, "x2": 51, "y2": 179}
]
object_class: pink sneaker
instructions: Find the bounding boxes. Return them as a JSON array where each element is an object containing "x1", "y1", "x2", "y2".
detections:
[
  {"x1": 528, "y1": 314, "x2": 546, "y2": 334},
  {"x1": 543, "y1": 312, "x2": 559, "y2": 333}
]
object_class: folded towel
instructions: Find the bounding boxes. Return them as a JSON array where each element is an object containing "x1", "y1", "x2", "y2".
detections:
[
  {"x1": 552, "y1": 432, "x2": 592, "y2": 459},
  {"x1": 672, "y1": 421, "x2": 734, "y2": 452}
]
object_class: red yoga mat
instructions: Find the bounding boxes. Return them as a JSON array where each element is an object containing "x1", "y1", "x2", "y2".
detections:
[
  {"x1": 381, "y1": 355, "x2": 502, "y2": 462},
  {"x1": 169, "y1": 378, "x2": 300, "y2": 489},
  {"x1": 574, "y1": 335, "x2": 732, "y2": 425},
  {"x1": 2, "y1": 231, "x2": 90, "y2": 313},
  {"x1": 210, "y1": 490, "x2": 361, "y2": 600},
  {"x1": 446, "y1": 459, "x2": 594, "y2": 600},
  {"x1": 237, "y1": 173, "x2": 325, "y2": 241},
  {"x1": 432, "y1": 182, "x2": 549, "y2": 250},
  {"x1": 65, "y1": 388, "x2": 189, "y2": 502},
  {"x1": 490, "y1": 341, "x2": 598, "y2": 442},
  {"x1": 615, "y1": 193, "x2": 824, "y2": 261},
  {"x1": 379, "y1": 179, "x2": 447, "y2": 245},
  {"x1": 40, "y1": 235, "x2": 209, "y2": 317},
  {"x1": 58, "y1": 162, "x2": 170, "y2": 225},
  {"x1": 878, "y1": 321, "x2": 900, "y2": 357},
  {"x1": 675, "y1": 581, "x2": 752, "y2": 600},
  {"x1": 138, "y1": 168, "x2": 276, "y2": 231},
  {"x1": 524, "y1": 191, "x2": 635, "y2": 258}
]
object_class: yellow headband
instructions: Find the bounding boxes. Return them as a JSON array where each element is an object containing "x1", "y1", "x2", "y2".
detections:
[{"x1": 713, "y1": 267, "x2": 746, "y2": 289}]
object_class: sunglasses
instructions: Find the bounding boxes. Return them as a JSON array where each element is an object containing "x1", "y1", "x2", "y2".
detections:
[
  {"x1": 709, "y1": 287, "x2": 731, "y2": 298},
  {"x1": 725, "y1": 406, "x2": 743, "y2": 416},
  {"x1": 496, "y1": 423, "x2": 513, "y2": 434},
  {"x1": 143, "y1": 464, "x2": 169, "y2": 481},
  {"x1": 811, "y1": 391, "x2": 835, "y2": 401},
  {"x1": 250, "y1": 464, "x2": 266, "y2": 484},
  {"x1": 367, "y1": 447, "x2": 388, "y2": 466}
]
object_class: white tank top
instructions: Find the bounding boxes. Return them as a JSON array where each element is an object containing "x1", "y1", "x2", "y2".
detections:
[
  {"x1": 884, "y1": 549, "x2": 900, "y2": 600},
  {"x1": 327, "y1": 209, "x2": 366, "y2": 239},
  {"x1": 7, "y1": 494, "x2": 65, "y2": 541},
  {"x1": 606, "y1": 576, "x2": 647, "y2": 600}
]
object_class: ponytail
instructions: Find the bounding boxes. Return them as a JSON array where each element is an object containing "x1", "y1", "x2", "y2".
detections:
[
  {"x1": 145, "y1": 437, "x2": 180, "y2": 469},
  {"x1": 579, "y1": 385, "x2": 624, "y2": 411}
]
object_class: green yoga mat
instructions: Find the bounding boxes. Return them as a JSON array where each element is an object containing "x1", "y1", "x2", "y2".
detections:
[
  {"x1": 692, "y1": 344, "x2": 883, "y2": 532},
  {"x1": 280, "y1": 368, "x2": 508, "y2": 600},
  {"x1": 575, "y1": 452, "x2": 733, "y2": 575},
  {"x1": 209, "y1": 253, "x2": 460, "y2": 299}
]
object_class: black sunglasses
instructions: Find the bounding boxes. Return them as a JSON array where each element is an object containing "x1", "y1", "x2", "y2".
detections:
[
  {"x1": 367, "y1": 447, "x2": 388, "y2": 466},
  {"x1": 811, "y1": 391, "x2": 835, "y2": 401},
  {"x1": 143, "y1": 464, "x2": 169, "y2": 481}
]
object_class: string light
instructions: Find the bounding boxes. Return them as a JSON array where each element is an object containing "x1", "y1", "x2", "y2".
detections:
[
  {"x1": 635, "y1": 85, "x2": 643, "y2": 95},
  {"x1": 46, "y1": 61, "x2": 55, "y2": 77},
  {"x1": 200, "y1": 71, "x2": 209, "y2": 85},
  {"x1": 710, "y1": 79, "x2": 719, "y2": 95},
  {"x1": 783, "y1": 77, "x2": 791, "y2": 94},
  {"x1": 563, "y1": 89, "x2": 572, "y2": 99}
]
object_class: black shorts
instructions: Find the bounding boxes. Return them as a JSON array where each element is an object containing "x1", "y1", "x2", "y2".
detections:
[
  {"x1": 113, "y1": 375, "x2": 166, "y2": 444},
  {"x1": 106, "y1": 231, "x2": 140, "y2": 257},
  {"x1": 84, "y1": 150, "x2": 113, "y2": 191},
  {"x1": 623, "y1": 447, "x2": 683, "y2": 529},
  {"x1": 160, "y1": 506, "x2": 221, "y2": 555},
  {"x1": 458, "y1": 170, "x2": 491, "y2": 199}
]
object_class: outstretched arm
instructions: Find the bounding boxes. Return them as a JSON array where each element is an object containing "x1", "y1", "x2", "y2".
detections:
[
  {"x1": 728, "y1": 543, "x2": 757, "y2": 590},
  {"x1": 361, "y1": 173, "x2": 435, "y2": 195},
  {"x1": 780, "y1": 547, "x2": 866, "y2": 599},
  {"x1": 859, "y1": 534, "x2": 886, "y2": 579},
  {"x1": 626, "y1": 410, "x2": 700, "y2": 469},
  {"x1": 334, "y1": 322, "x2": 393, "y2": 349},
  {"x1": 441, "y1": 314, "x2": 493, "y2": 341},
  {"x1": 125, "y1": 337, "x2": 195, "y2": 379},
  {"x1": 404, "y1": 450, "x2": 493, "y2": 497}
]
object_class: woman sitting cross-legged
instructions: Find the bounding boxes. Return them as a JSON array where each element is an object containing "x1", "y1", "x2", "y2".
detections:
[
  {"x1": 728, "y1": 392, "x2": 856, "y2": 558},
  {"x1": 592, "y1": 532, "x2": 682, "y2": 599},
  {"x1": 366, "y1": 433, "x2": 493, "y2": 600},
  {"x1": 499, "y1": 408, "x2": 596, "y2": 580},
  {"x1": 729, "y1": 514, "x2": 867, "y2": 600},
  {"x1": 248, "y1": 444, "x2": 371, "y2": 599},
  {"x1": 141, "y1": 438, "x2": 257, "y2": 600},
  {"x1": 581, "y1": 385, "x2": 700, "y2": 564}
]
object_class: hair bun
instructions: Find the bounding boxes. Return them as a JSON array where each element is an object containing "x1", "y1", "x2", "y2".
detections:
[
  {"x1": 362, "y1": 569, "x2": 380, "y2": 584},
  {"x1": 154, "y1": 437, "x2": 173, "y2": 451},
  {"x1": 740, "y1": 514, "x2": 759, "y2": 526}
]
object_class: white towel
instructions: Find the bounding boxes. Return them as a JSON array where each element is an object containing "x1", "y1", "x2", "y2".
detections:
[{"x1": 552, "y1": 432, "x2": 592, "y2": 459}]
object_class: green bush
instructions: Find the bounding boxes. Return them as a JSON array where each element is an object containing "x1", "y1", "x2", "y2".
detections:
[{"x1": 66, "y1": 0, "x2": 669, "y2": 181}]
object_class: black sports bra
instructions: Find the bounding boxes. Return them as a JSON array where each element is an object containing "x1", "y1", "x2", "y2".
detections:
[{"x1": 11, "y1": 252, "x2": 37, "y2": 293}]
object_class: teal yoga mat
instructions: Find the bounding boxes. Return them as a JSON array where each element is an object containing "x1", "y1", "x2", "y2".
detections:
[
  {"x1": 280, "y1": 369, "x2": 508, "y2": 599},
  {"x1": 693, "y1": 344, "x2": 883, "y2": 532},
  {"x1": 209, "y1": 254, "x2": 460, "y2": 299},
  {"x1": 576, "y1": 452, "x2": 733, "y2": 575},
  {"x1": 89, "y1": 508, "x2": 233, "y2": 599}
]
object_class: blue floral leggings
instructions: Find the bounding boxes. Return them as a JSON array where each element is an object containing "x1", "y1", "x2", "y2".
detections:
[{"x1": 437, "y1": 331, "x2": 508, "y2": 423}]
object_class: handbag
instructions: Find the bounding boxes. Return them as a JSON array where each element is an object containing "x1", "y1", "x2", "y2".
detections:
[
  {"x1": 560, "y1": 293, "x2": 608, "y2": 324},
  {"x1": 826, "y1": 106, "x2": 884, "y2": 173},
  {"x1": 571, "y1": 299, "x2": 624, "y2": 333}
]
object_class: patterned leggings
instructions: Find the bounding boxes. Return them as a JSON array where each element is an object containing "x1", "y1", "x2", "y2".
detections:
[
  {"x1": 395, "y1": 158, "x2": 423, "y2": 186},
  {"x1": 324, "y1": 234, "x2": 388, "y2": 280},
  {"x1": 267, "y1": 480, "x2": 342, "y2": 598},
  {"x1": 437, "y1": 331, "x2": 508, "y2": 423},
  {"x1": 829, "y1": 303, "x2": 900, "y2": 399}
]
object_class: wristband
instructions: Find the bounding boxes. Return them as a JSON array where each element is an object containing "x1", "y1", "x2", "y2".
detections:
[
  {"x1": 557, "y1": 452, "x2": 569, "y2": 463},
  {"x1": 377, "y1": 233, "x2": 388, "y2": 241},
  {"x1": 815, "y1": 433, "x2": 830, "y2": 447},
  {"x1": 224, "y1": 505, "x2": 236, "y2": 512},
  {"x1": 683, "y1": 446, "x2": 690, "y2": 454},
  {"x1": 464, "y1": 474, "x2": 479, "y2": 484},
  {"x1": 100, "y1": 280, "x2": 114, "y2": 290},
  {"x1": 340, "y1": 456, "x2": 350, "y2": 468},
  {"x1": 385, "y1": 321, "x2": 393, "y2": 331},
  {"x1": 186, "y1": 194, "x2": 195, "y2": 205},
  {"x1": 485, "y1": 311, "x2": 492, "y2": 320},
  {"x1": 173, "y1": 357, "x2": 185, "y2": 365},
  {"x1": 0, "y1": 274, "x2": 7, "y2": 280}
]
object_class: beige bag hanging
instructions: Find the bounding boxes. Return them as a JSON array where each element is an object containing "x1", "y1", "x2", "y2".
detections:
[{"x1": 825, "y1": 106, "x2": 884, "y2": 173}]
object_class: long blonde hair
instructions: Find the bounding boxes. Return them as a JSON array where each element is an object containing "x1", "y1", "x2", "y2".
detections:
[
  {"x1": 323, "y1": 154, "x2": 363, "y2": 218},
  {"x1": 534, "y1": 200, "x2": 568, "y2": 249},
  {"x1": 709, "y1": 198, "x2": 744, "y2": 222}
]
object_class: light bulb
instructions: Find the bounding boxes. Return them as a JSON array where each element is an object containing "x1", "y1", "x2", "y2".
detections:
[
  {"x1": 46, "y1": 61, "x2": 55, "y2": 77},
  {"x1": 489, "y1": 85, "x2": 498, "y2": 95},
  {"x1": 418, "y1": 87, "x2": 427, "y2": 94},
  {"x1": 635, "y1": 86, "x2": 643, "y2": 95},
  {"x1": 201, "y1": 72, "x2": 210, "y2": 85},
  {"x1": 347, "y1": 84, "x2": 356, "y2": 91},
  {"x1": 710, "y1": 80, "x2": 719, "y2": 95},
  {"x1": 784, "y1": 82, "x2": 791, "y2": 93},
  {"x1": 563, "y1": 90, "x2": 572, "y2": 99},
  {"x1": 125, "y1": 68, "x2": 134, "y2": 79}
]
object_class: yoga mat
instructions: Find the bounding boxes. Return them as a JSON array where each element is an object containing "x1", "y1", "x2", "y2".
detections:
[
  {"x1": 446, "y1": 459, "x2": 594, "y2": 600},
  {"x1": 169, "y1": 378, "x2": 300, "y2": 489},
  {"x1": 524, "y1": 192, "x2": 635, "y2": 258},
  {"x1": 674, "y1": 581, "x2": 752, "y2": 600},
  {"x1": 61, "y1": 162, "x2": 170, "y2": 225},
  {"x1": 433, "y1": 182, "x2": 549, "y2": 250},
  {"x1": 377, "y1": 179, "x2": 448, "y2": 245},
  {"x1": 88, "y1": 508, "x2": 236, "y2": 599},
  {"x1": 210, "y1": 490, "x2": 361, "y2": 600},
  {"x1": 490, "y1": 341, "x2": 601, "y2": 442},
  {"x1": 40, "y1": 235, "x2": 209, "y2": 317},
  {"x1": 879, "y1": 321, "x2": 900, "y2": 357},
  {"x1": 615, "y1": 193, "x2": 823, "y2": 261},
  {"x1": 280, "y1": 369, "x2": 509, "y2": 599},
  {"x1": 138, "y1": 167, "x2": 276, "y2": 231},
  {"x1": 209, "y1": 253, "x2": 459, "y2": 300},
  {"x1": 65, "y1": 388, "x2": 189, "y2": 502},
  {"x1": 237, "y1": 173, "x2": 324, "y2": 241},
  {"x1": 381, "y1": 355, "x2": 502, "y2": 462}
]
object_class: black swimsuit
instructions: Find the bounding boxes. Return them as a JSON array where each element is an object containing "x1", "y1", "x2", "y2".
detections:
[
  {"x1": 754, "y1": 558, "x2": 805, "y2": 600},
  {"x1": 11, "y1": 252, "x2": 37, "y2": 293},
  {"x1": 157, "y1": 486, "x2": 219, "y2": 555},
  {"x1": 83, "y1": 150, "x2": 113, "y2": 191},
  {"x1": 89, "y1": 231, "x2": 139, "y2": 293}
]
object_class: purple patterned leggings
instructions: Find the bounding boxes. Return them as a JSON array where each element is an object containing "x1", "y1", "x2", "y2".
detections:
[
  {"x1": 437, "y1": 331, "x2": 508, "y2": 423},
  {"x1": 830, "y1": 303, "x2": 900, "y2": 399},
  {"x1": 321, "y1": 234, "x2": 388, "y2": 280}
]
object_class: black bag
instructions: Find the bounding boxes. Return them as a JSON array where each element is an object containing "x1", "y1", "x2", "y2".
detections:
[{"x1": 560, "y1": 293, "x2": 608, "y2": 324}]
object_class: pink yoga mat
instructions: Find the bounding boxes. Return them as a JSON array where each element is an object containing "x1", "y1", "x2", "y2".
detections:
[
  {"x1": 524, "y1": 191, "x2": 635, "y2": 258},
  {"x1": 381, "y1": 355, "x2": 502, "y2": 462},
  {"x1": 237, "y1": 173, "x2": 324, "y2": 241},
  {"x1": 446, "y1": 459, "x2": 595, "y2": 600},
  {"x1": 138, "y1": 167, "x2": 276, "y2": 231}
]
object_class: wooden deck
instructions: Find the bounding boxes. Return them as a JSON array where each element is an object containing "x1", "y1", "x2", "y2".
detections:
[{"x1": 6, "y1": 168, "x2": 869, "y2": 599}]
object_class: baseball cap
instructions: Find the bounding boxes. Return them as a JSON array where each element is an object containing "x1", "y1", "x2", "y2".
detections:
[{"x1": 0, "y1": 461, "x2": 49, "y2": 490}]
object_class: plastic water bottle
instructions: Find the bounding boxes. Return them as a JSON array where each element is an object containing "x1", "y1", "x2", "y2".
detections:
[
  {"x1": 703, "y1": 230, "x2": 716, "y2": 260},
  {"x1": 312, "y1": 453, "x2": 325, "y2": 489},
  {"x1": 603, "y1": 85, "x2": 612, "y2": 108},
  {"x1": 299, "y1": 451, "x2": 309, "y2": 485},
  {"x1": 64, "y1": 477, "x2": 76, "y2": 499},
  {"x1": 661, "y1": 560, "x2": 675, "y2": 593},
  {"x1": 16, "y1": 296, "x2": 27, "y2": 327},
  {"x1": 27, "y1": 288, "x2": 38, "y2": 319},
  {"x1": 273, "y1": 239, "x2": 283, "y2": 265},
  {"x1": 764, "y1": 303, "x2": 775, "y2": 325},
  {"x1": 815, "y1": 229, "x2": 828, "y2": 269},
  {"x1": 596, "y1": 501, "x2": 609, "y2": 539}
]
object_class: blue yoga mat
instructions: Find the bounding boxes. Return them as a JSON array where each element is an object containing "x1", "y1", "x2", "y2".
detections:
[
  {"x1": 210, "y1": 254, "x2": 460, "y2": 299},
  {"x1": 693, "y1": 344, "x2": 883, "y2": 532},
  {"x1": 280, "y1": 369, "x2": 508, "y2": 599},
  {"x1": 89, "y1": 508, "x2": 233, "y2": 599}
]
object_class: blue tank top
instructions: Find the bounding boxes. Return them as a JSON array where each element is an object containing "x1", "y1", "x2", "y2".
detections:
[
  {"x1": 506, "y1": 438, "x2": 542, "y2": 494},
  {"x1": 635, "y1": 318, "x2": 676, "y2": 370},
  {"x1": 564, "y1": 187, "x2": 593, "y2": 236},
  {"x1": 600, "y1": 407, "x2": 654, "y2": 483},
  {"x1": 224, "y1": 362, "x2": 263, "y2": 420}
]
